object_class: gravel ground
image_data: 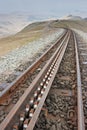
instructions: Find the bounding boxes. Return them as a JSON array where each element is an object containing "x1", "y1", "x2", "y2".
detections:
[{"x1": 0, "y1": 29, "x2": 64, "y2": 82}]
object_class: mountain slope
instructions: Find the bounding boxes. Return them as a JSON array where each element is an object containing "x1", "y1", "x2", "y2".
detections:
[
  {"x1": 0, "y1": 13, "x2": 49, "y2": 38},
  {"x1": 0, "y1": 13, "x2": 30, "y2": 38}
]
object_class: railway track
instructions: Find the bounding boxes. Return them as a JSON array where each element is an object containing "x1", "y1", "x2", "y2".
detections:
[
  {"x1": 75, "y1": 33, "x2": 87, "y2": 130},
  {"x1": 0, "y1": 29, "x2": 70, "y2": 130},
  {"x1": 0, "y1": 30, "x2": 67, "y2": 104},
  {"x1": 0, "y1": 29, "x2": 67, "y2": 122},
  {"x1": 34, "y1": 31, "x2": 85, "y2": 130},
  {"x1": 0, "y1": 29, "x2": 86, "y2": 130}
]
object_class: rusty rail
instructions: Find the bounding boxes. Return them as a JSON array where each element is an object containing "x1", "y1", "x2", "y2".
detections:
[
  {"x1": 26, "y1": 31, "x2": 70, "y2": 130},
  {"x1": 0, "y1": 30, "x2": 70, "y2": 130},
  {"x1": 74, "y1": 32, "x2": 85, "y2": 130}
]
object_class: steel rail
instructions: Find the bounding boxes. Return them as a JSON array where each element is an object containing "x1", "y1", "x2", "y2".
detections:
[
  {"x1": 0, "y1": 29, "x2": 67, "y2": 104},
  {"x1": 26, "y1": 31, "x2": 70, "y2": 130},
  {"x1": 0, "y1": 30, "x2": 70, "y2": 130},
  {"x1": 74, "y1": 32, "x2": 85, "y2": 130}
]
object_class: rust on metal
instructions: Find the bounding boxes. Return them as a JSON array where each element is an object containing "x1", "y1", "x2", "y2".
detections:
[
  {"x1": 26, "y1": 32, "x2": 70, "y2": 130},
  {"x1": 0, "y1": 30, "x2": 67, "y2": 104},
  {"x1": 0, "y1": 30, "x2": 70, "y2": 130},
  {"x1": 74, "y1": 32, "x2": 85, "y2": 130}
]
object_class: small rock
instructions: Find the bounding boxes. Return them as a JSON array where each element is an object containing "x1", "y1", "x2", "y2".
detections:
[
  {"x1": 55, "y1": 110, "x2": 60, "y2": 115},
  {"x1": 60, "y1": 114, "x2": 64, "y2": 118},
  {"x1": 57, "y1": 118, "x2": 61, "y2": 123},
  {"x1": 62, "y1": 123, "x2": 68, "y2": 130},
  {"x1": 56, "y1": 122, "x2": 62, "y2": 130},
  {"x1": 46, "y1": 124, "x2": 50, "y2": 129},
  {"x1": 12, "y1": 99, "x2": 18, "y2": 104},
  {"x1": 37, "y1": 68, "x2": 41, "y2": 71},
  {"x1": 23, "y1": 84, "x2": 28, "y2": 88},
  {"x1": 13, "y1": 94, "x2": 18, "y2": 99},
  {"x1": 0, "y1": 110, "x2": 4, "y2": 116},
  {"x1": 71, "y1": 70, "x2": 75, "y2": 74},
  {"x1": 46, "y1": 99, "x2": 50, "y2": 104},
  {"x1": 83, "y1": 96, "x2": 86, "y2": 101},
  {"x1": 67, "y1": 120, "x2": 72, "y2": 124},
  {"x1": 85, "y1": 104, "x2": 87, "y2": 108},
  {"x1": 0, "y1": 88, "x2": 4, "y2": 91},
  {"x1": 67, "y1": 110, "x2": 74, "y2": 119},
  {"x1": 0, "y1": 116, "x2": 4, "y2": 123},
  {"x1": 60, "y1": 82, "x2": 64, "y2": 85},
  {"x1": 46, "y1": 118, "x2": 51, "y2": 125},
  {"x1": 72, "y1": 84, "x2": 76, "y2": 89},
  {"x1": 50, "y1": 125, "x2": 56, "y2": 130},
  {"x1": 85, "y1": 118, "x2": 87, "y2": 124},
  {"x1": 53, "y1": 111, "x2": 57, "y2": 116},
  {"x1": 69, "y1": 125, "x2": 73, "y2": 129}
]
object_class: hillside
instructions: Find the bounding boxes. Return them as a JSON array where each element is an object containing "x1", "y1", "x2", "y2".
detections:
[
  {"x1": 0, "y1": 18, "x2": 87, "y2": 56},
  {"x1": 0, "y1": 20, "x2": 56, "y2": 56},
  {"x1": 0, "y1": 13, "x2": 51, "y2": 38},
  {"x1": 0, "y1": 13, "x2": 29, "y2": 38}
]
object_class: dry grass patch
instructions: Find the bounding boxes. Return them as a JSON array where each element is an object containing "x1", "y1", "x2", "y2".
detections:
[{"x1": 0, "y1": 31, "x2": 42, "y2": 56}]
